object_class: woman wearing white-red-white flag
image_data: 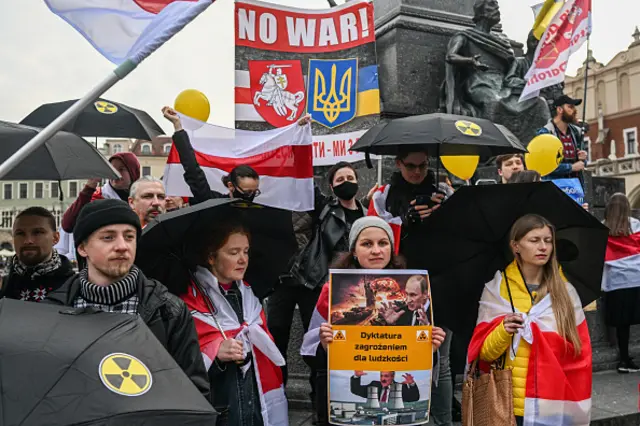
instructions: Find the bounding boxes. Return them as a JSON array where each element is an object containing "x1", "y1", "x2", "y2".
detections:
[
  {"x1": 181, "y1": 219, "x2": 288, "y2": 426},
  {"x1": 302, "y1": 217, "x2": 447, "y2": 426},
  {"x1": 468, "y1": 214, "x2": 592, "y2": 426},
  {"x1": 162, "y1": 107, "x2": 314, "y2": 212},
  {"x1": 602, "y1": 194, "x2": 640, "y2": 374}
]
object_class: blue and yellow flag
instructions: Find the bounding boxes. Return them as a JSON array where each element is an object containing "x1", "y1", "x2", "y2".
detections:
[{"x1": 532, "y1": 0, "x2": 565, "y2": 39}]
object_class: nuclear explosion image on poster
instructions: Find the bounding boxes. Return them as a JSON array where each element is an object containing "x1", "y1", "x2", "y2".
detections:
[
  {"x1": 329, "y1": 270, "x2": 433, "y2": 328},
  {"x1": 328, "y1": 269, "x2": 433, "y2": 425}
]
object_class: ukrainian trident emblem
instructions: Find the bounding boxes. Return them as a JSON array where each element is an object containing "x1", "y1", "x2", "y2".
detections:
[{"x1": 307, "y1": 59, "x2": 358, "y2": 129}]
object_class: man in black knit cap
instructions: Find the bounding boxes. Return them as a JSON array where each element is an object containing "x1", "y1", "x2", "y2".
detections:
[{"x1": 46, "y1": 199, "x2": 210, "y2": 400}]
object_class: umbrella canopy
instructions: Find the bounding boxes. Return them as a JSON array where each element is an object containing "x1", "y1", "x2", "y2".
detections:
[
  {"x1": 137, "y1": 199, "x2": 297, "y2": 300},
  {"x1": 350, "y1": 113, "x2": 527, "y2": 160},
  {"x1": 402, "y1": 182, "x2": 608, "y2": 335},
  {"x1": 21, "y1": 99, "x2": 164, "y2": 141},
  {"x1": 0, "y1": 299, "x2": 217, "y2": 426},
  {"x1": 0, "y1": 121, "x2": 119, "y2": 181}
]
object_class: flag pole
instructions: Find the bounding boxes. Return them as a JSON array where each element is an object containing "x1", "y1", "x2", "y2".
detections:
[
  {"x1": 581, "y1": 37, "x2": 590, "y2": 127},
  {"x1": 0, "y1": 60, "x2": 137, "y2": 179}
]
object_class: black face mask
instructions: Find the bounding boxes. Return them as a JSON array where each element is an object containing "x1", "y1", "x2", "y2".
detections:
[
  {"x1": 333, "y1": 181, "x2": 359, "y2": 201},
  {"x1": 233, "y1": 189, "x2": 257, "y2": 202}
]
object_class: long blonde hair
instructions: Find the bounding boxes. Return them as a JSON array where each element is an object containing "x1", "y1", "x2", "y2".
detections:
[
  {"x1": 510, "y1": 214, "x2": 582, "y2": 355},
  {"x1": 604, "y1": 193, "x2": 632, "y2": 237}
]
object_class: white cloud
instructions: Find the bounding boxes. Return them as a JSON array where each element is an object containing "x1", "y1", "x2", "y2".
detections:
[{"x1": 0, "y1": 0, "x2": 636, "y2": 133}]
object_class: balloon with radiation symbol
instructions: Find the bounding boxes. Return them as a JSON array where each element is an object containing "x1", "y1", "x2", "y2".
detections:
[
  {"x1": 440, "y1": 155, "x2": 480, "y2": 181},
  {"x1": 174, "y1": 89, "x2": 210, "y2": 123},
  {"x1": 525, "y1": 134, "x2": 564, "y2": 177}
]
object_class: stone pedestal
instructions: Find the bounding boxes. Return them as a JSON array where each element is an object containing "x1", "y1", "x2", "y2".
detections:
[{"x1": 373, "y1": 0, "x2": 476, "y2": 117}]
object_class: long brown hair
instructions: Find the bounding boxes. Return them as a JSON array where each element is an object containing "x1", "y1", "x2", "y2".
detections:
[
  {"x1": 604, "y1": 193, "x2": 632, "y2": 237},
  {"x1": 510, "y1": 214, "x2": 582, "y2": 354}
]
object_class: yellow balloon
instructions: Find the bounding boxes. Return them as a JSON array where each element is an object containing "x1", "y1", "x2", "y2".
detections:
[
  {"x1": 174, "y1": 89, "x2": 210, "y2": 122},
  {"x1": 441, "y1": 155, "x2": 480, "y2": 181},
  {"x1": 525, "y1": 134, "x2": 564, "y2": 177}
]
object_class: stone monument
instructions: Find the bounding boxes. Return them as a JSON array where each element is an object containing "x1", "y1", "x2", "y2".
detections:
[{"x1": 440, "y1": 0, "x2": 551, "y2": 145}]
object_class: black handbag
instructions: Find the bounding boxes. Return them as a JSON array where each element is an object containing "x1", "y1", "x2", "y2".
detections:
[{"x1": 286, "y1": 204, "x2": 332, "y2": 290}]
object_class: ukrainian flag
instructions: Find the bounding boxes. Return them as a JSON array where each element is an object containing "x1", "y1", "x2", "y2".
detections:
[
  {"x1": 356, "y1": 65, "x2": 381, "y2": 118},
  {"x1": 532, "y1": 0, "x2": 565, "y2": 40}
]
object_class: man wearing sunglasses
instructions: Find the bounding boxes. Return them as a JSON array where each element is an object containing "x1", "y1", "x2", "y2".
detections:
[
  {"x1": 368, "y1": 147, "x2": 452, "y2": 426},
  {"x1": 368, "y1": 148, "x2": 443, "y2": 250}
]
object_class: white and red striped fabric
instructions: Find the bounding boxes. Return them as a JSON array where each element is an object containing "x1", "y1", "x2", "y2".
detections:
[
  {"x1": 182, "y1": 267, "x2": 288, "y2": 426},
  {"x1": 602, "y1": 217, "x2": 640, "y2": 292},
  {"x1": 164, "y1": 115, "x2": 314, "y2": 212},
  {"x1": 301, "y1": 283, "x2": 329, "y2": 356},
  {"x1": 367, "y1": 185, "x2": 402, "y2": 254},
  {"x1": 468, "y1": 267, "x2": 592, "y2": 426},
  {"x1": 44, "y1": 0, "x2": 213, "y2": 65}
]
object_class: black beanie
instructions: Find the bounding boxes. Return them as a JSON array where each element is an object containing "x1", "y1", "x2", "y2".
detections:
[{"x1": 74, "y1": 199, "x2": 142, "y2": 248}]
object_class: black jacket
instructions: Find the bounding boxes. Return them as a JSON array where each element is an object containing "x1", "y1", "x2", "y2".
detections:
[
  {"x1": 385, "y1": 171, "x2": 438, "y2": 254},
  {"x1": 46, "y1": 268, "x2": 211, "y2": 402},
  {"x1": 172, "y1": 129, "x2": 226, "y2": 204},
  {"x1": 0, "y1": 255, "x2": 75, "y2": 302},
  {"x1": 291, "y1": 187, "x2": 365, "y2": 290}
]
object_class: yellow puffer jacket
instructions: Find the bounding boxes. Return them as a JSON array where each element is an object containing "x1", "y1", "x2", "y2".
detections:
[{"x1": 479, "y1": 262, "x2": 533, "y2": 417}]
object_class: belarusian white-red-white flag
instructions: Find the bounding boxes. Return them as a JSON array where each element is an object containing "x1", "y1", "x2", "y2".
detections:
[
  {"x1": 164, "y1": 115, "x2": 314, "y2": 212},
  {"x1": 520, "y1": 0, "x2": 592, "y2": 102},
  {"x1": 44, "y1": 0, "x2": 214, "y2": 65}
]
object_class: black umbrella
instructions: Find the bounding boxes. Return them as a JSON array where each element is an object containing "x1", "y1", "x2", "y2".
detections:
[
  {"x1": 402, "y1": 182, "x2": 608, "y2": 335},
  {"x1": 136, "y1": 198, "x2": 297, "y2": 300},
  {"x1": 350, "y1": 113, "x2": 526, "y2": 162},
  {"x1": 0, "y1": 298, "x2": 217, "y2": 426},
  {"x1": 0, "y1": 121, "x2": 118, "y2": 181},
  {"x1": 21, "y1": 98, "x2": 165, "y2": 141}
]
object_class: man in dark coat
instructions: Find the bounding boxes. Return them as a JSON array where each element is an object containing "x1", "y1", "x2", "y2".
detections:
[
  {"x1": 350, "y1": 371, "x2": 419, "y2": 403},
  {"x1": 0, "y1": 207, "x2": 74, "y2": 302},
  {"x1": 46, "y1": 199, "x2": 210, "y2": 401}
]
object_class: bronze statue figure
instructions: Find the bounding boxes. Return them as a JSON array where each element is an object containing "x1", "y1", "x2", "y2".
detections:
[{"x1": 441, "y1": 0, "x2": 551, "y2": 143}]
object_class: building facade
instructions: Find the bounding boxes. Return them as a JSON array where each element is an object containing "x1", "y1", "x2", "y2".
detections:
[
  {"x1": 0, "y1": 136, "x2": 171, "y2": 238},
  {"x1": 565, "y1": 28, "x2": 640, "y2": 207},
  {"x1": 0, "y1": 180, "x2": 87, "y2": 232}
]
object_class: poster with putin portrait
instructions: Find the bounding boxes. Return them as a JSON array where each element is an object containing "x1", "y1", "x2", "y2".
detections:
[{"x1": 327, "y1": 269, "x2": 434, "y2": 425}]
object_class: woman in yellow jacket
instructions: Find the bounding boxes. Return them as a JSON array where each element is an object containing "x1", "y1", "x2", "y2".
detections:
[{"x1": 469, "y1": 214, "x2": 592, "y2": 426}]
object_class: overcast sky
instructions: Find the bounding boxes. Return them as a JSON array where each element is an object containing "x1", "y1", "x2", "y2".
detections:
[{"x1": 0, "y1": 0, "x2": 636, "y2": 135}]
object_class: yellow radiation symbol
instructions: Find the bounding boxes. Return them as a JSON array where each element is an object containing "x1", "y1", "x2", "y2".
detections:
[
  {"x1": 94, "y1": 101, "x2": 118, "y2": 115},
  {"x1": 99, "y1": 353, "x2": 152, "y2": 396},
  {"x1": 455, "y1": 120, "x2": 483, "y2": 137},
  {"x1": 417, "y1": 330, "x2": 429, "y2": 342}
]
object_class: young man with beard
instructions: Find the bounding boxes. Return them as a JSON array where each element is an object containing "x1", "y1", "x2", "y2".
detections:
[
  {"x1": 0, "y1": 208, "x2": 74, "y2": 302},
  {"x1": 128, "y1": 176, "x2": 167, "y2": 228},
  {"x1": 496, "y1": 154, "x2": 525, "y2": 184},
  {"x1": 46, "y1": 199, "x2": 210, "y2": 399},
  {"x1": 537, "y1": 95, "x2": 588, "y2": 179}
]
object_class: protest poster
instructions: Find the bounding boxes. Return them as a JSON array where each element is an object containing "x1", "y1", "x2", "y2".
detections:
[
  {"x1": 328, "y1": 269, "x2": 433, "y2": 425},
  {"x1": 234, "y1": 0, "x2": 381, "y2": 166},
  {"x1": 552, "y1": 178, "x2": 585, "y2": 205}
]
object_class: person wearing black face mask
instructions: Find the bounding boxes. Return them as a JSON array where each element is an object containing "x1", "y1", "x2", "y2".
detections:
[
  {"x1": 223, "y1": 166, "x2": 261, "y2": 202},
  {"x1": 271, "y1": 161, "x2": 377, "y2": 422}
]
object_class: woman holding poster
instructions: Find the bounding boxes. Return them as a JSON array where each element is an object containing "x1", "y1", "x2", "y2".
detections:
[
  {"x1": 467, "y1": 214, "x2": 592, "y2": 426},
  {"x1": 301, "y1": 216, "x2": 446, "y2": 425}
]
